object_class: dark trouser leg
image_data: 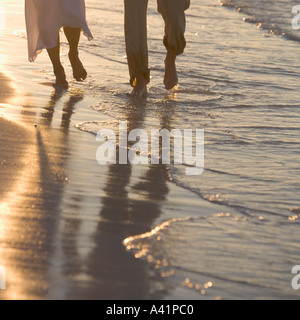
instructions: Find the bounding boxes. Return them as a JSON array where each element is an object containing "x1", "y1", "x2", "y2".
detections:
[
  {"x1": 157, "y1": 0, "x2": 190, "y2": 56},
  {"x1": 124, "y1": 0, "x2": 150, "y2": 87}
]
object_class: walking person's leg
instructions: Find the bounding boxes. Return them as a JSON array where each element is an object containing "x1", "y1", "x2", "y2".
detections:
[
  {"x1": 64, "y1": 27, "x2": 88, "y2": 82},
  {"x1": 124, "y1": 0, "x2": 149, "y2": 97},
  {"x1": 47, "y1": 34, "x2": 68, "y2": 88},
  {"x1": 157, "y1": 0, "x2": 190, "y2": 90}
]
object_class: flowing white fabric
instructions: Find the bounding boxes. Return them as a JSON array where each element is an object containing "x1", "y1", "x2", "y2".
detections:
[{"x1": 25, "y1": 0, "x2": 93, "y2": 62}]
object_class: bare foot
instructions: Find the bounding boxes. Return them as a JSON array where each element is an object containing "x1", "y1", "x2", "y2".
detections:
[
  {"x1": 130, "y1": 74, "x2": 148, "y2": 98},
  {"x1": 164, "y1": 52, "x2": 178, "y2": 90},
  {"x1": 69, "y1": 52, "x2": 87, "y2": 82},
  {"x1": 54, "y1": 66, "x2": 68, "y2": 89}
]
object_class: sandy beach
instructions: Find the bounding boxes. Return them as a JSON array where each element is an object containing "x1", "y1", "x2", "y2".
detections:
[
  {"x1": 1, "y1": 0, "x2": 221, "y2": 300},
  {"x1": 0, "y1": 71, "x2": 227, "y2": 299},
  {"x1": 1, "y1": 0, "x2": 300, "y2": 300},
  {"x1": 0, "y1": 62, "x2": 227, "y2": 300},
  {"x1": 0, "y1": 73, "x2": 33, "y2": 200}
]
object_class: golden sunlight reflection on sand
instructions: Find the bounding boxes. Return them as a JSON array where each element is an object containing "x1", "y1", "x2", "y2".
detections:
[{"x1": 0, "y1": 134, "x2": 40, "y2": 299}]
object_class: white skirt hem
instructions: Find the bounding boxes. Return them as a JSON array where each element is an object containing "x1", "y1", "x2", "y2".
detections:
[{"x1": 25, "y1": 0, "x2": 93, "y2": 62}]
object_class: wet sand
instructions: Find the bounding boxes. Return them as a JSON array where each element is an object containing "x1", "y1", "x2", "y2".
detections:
[
  {"x1": 0, "y1": 67, "x2": 230, "y2": 299},
  {"x1": 1, "y1": 2, "x2": 217, "y2": 299},
  {"x1": 4, "y1": 0, "x2": 295, "y2": 301},
  {"x1": 0, "y1": 73, "x2": 30, "y2": 198},
  {"x1": 0, "y1": 0, "x2": 245, "y2": 300}
]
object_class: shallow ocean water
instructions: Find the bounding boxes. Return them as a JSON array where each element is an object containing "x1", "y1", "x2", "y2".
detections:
[
  {"x1": 78, "y1": 0, "x2": 300, "y2": 298},
  {"x1": 1, "y1": 0, "x2": 300, "y2": 299}
]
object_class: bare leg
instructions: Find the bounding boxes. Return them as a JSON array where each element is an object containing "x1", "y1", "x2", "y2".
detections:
[
  {"x1": 47, "y1": 35, "x2": 68, "y2": 88},
  {"x1": 158, "y1": 0, "x2": 190, "y2": 90},
  {"x1": 64, "y1": 27, "x2": 87, "y2": 82},
  {"x1": 164, "y1": 52, "x2": 178, "y2": 90}
]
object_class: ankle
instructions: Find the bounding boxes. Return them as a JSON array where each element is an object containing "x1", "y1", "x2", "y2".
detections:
[
  {"x1": 69, "y1": 50, "x2": 79, "y2": 59},
  {"x1": 136, "y1": 74, "x2": 147, "y2": 88},
  {"x1": 53, "y1": 64, "x2": 65, "y2": 75},
  {"x1": 165, "y1": 52, "x2": 177, "y2": 63}
]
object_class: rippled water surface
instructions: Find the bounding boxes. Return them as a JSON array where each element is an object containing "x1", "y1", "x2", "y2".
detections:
[
  {"x1": 1, "y1": 0, "x2": 300, "y2": 299},
  {"x1": 79, "y1": 0, "x2": 300, "y2": 299}
]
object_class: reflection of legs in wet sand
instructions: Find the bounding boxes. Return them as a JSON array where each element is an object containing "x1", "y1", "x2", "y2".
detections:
[
  {"x1": 32, "y1": 88, "x2": 83, "y2": 215},
  {"x1": 61, "y1": 89, "x2": 84, "y2": 131},
  {"x1": 0, "y1": 86, "x2": 85, "y2": 299},
  {"x1": 82, "y1": 99, "x2": 173, "y2": 299},
  {"x1": 40, "y1": 87, "x2": 83, "y2": 130},
  {"x1": 40, "y1": 87, "x2": 65, "y2": 126},
  {"x1": 82, "y1": 102, "x2": 150, "y2": 299},
  {"x1": 29, "y1": 89, "x2": 83, "y2": 297},
  {"x1": 124, "y1": 0, "x2": 190, "y2": 96}
]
